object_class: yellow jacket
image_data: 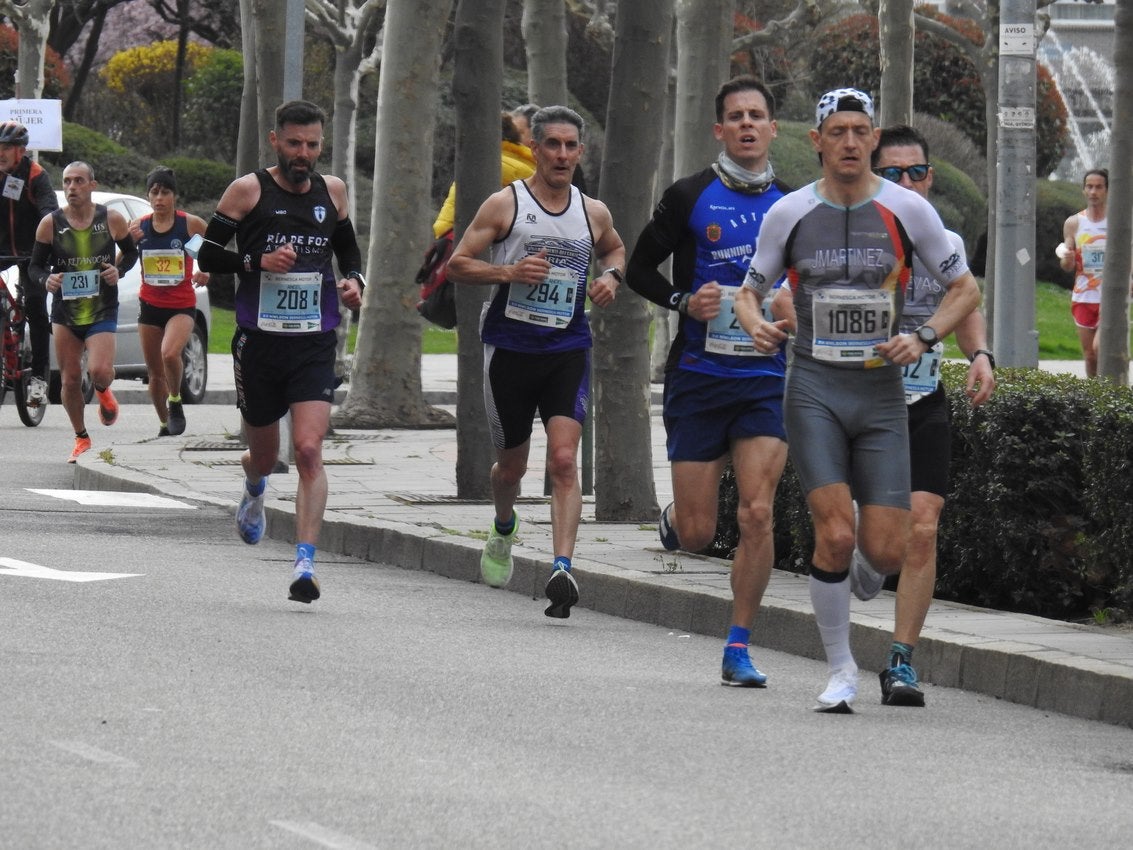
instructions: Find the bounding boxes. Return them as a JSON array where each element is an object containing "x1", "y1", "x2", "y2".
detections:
[{"x1": 432, "y1": 140, "x2": 537, "y2": 237}]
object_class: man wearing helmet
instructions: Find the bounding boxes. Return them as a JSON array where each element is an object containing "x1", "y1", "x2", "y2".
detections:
[{"x1": 0, "y1": 121, "x2": 58, "y2": 405}]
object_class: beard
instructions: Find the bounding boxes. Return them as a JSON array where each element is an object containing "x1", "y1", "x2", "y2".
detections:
[{"x1": 278, "y1": 154, "x2": 313, "y2": 186}]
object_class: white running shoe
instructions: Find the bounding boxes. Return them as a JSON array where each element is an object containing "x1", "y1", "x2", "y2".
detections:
[
  {"x1": 849, "y1": 547, "x2": 884, "y2": 601},
  {"x1": 815, "y1": 666, "x2": 859, "y2": 713}
]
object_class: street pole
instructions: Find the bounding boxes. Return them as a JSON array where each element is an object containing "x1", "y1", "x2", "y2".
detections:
[
  {"x1": 283, "y1": 0, "x2": 305, "y2": 102},
  {"x1": 991, "y1": 0, "x2": 1039, "y2": 367}
]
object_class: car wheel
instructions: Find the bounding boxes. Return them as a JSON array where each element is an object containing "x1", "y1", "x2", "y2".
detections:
[{"x1": 180, "y1": 319, "x2": 208, "y2": 404}]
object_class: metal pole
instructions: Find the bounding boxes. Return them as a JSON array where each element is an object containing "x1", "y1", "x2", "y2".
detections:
[
  {"x1": 990, "y1": 0, "x2": 1039, "y2": 367},
  {"x1": 283, "y1": 0, "x2": 305, "y2": 102}
]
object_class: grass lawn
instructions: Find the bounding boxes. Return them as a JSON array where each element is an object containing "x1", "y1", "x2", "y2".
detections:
[{"x1": 208, "y1": 281, "x2": 1087, "y2": 360}]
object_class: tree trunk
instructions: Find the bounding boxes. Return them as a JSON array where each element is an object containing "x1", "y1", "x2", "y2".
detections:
[
  {"x1": 1097, "y1": 0, "x2": 1132, "y2": 384},
  {"x1": 878, "y1": 0, "x2": 914, "y2": 126},
  {"x1": 333, "y1": 0, "x2": 455, "y2": 429},
  {"x1": 172, "y1": 0, "x2": 191, "y2": 150},
  {"x1": 9, "y1": 0, "x2": 53, "y2": 100},
  {"x1": 330, "y1": 42, "x2": 364, "y2": 221},
  {"x1": 649, "y1": 56, "x2": 677, "y2": 383},
  {"x1": 252, "y1": 0, "x2": 287, "y2": 162},
  {"x1": 673, "y1": 0, "x2": 732, "y2": 179},
  {"x1": 62, "y1": 10, "x2": 106, "y2": 121},
  {"x1": 452, "y1": 0, "x2": 504, "y2": 499},
  {"x1": 522, "y1": 0, "x2": 568, "y2": 107},
  {"x1": 592, "y1": 0, "x2": 674, "y2": 520},
  {"x1": 236, "y1": 0, "x2": 261, "y2": 175}
]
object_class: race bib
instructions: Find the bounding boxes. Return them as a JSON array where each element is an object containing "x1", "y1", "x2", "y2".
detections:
[
  {"x1": 903, "y1": 343, "x2": 943, "y2": 403},
  {"x1": 504, "y1": 266, "x2": 577, "y2": 328},
  {"x1": 141, "y1": 249, "x2": 186, "y2": 286},
  {"x1": 705, "y1": 285, "x2": 763, "y2": 357},
  {"x1": 61, "y1": 269, "x2": 99, "y2": 300},
  {"x1": 1082, "y1": 244, "x2": 1105, "y2": 272},
  {"x1": 811, "y1": 288, "x2": 892, "y2": 367},
  {"x1": 257, "y1": 271, "x2": 322, "y2": 333},
  {"x1": 2, "y1": 175, "x2": 24, "y2": 200}
]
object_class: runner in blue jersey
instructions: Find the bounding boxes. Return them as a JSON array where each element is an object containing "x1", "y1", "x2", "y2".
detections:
[
  {"x1": 736, "y1": 89, "x2": 982, "y2": 712},
  {"x1": 626, "y1": 76, "x2": 789, "y2": 688},
  {"x1": 448, "y1": 106, "x2": 625, "y2": 619}
]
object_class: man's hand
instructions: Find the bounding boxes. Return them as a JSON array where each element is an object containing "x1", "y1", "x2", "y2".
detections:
[
  {"x1": 510, "y1": 249, "x2": 551, "y2": 285},
  {"x1": 876, "y1": 333, "x2": 925, "y2": 366},
  {"x1": 99, "y1": 262, "x2": 119, "y2": 287},
  {"x1": 686, "y1": 281, "x2": 722, "y2": 322},
  {"x1": 337, "y1": 277, "x2": 364, "y2": 311},
  {"x1": 965, "y1": 354, "x2": 996, "y2": 406},
  {"x1": 587, "y1": 269, "x2": 618, "y2": 308},
  {"x1": 260, "y1": 241, "x2": 298, "y2": 274}
]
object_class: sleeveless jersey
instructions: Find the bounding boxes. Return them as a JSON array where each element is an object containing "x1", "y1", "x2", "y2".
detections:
[
  {"x1": 48, "y1": 205, "x2": 118, "y2": 327},
  {"x1": 744, "y1": 179, "x2": 968, "y2": 370},
  {"x1": 138, "y1": 211, "x2": 197, "y2": 309},
  {"x1": 233, "y1": 170, "x2": 341, "y2": 334},
  {"x1": 480, "y1": 180, "x2": 594, "y2": 353},
  {"x1": 1072, "y1": 213, "x2": 1106, "y2": 304}
]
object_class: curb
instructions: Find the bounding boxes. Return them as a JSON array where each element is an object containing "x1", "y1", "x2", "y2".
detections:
[{"x1": 72, "y1": 459, "x2": 1133, "y2": 728}]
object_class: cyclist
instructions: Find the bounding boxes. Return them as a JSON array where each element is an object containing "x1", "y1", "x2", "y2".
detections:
[{"x1": 0, "y1": 121, "x2": 58, "y2": 406}]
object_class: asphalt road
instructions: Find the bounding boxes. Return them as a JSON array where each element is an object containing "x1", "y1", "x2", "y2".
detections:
[{"x1": 2, "y1": 403, "x2": 1133, "y2": 849}]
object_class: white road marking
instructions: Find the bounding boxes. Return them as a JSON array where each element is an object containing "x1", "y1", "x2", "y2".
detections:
[
  {"x1": 48, "y1": 740, "x2": 137, "y2": 767},
  {"x1": 0, "y1": 557, "x2": 142, "y2": 582},
  {"x1": 29, "y1": 489, "x2": 196, "y2": 509},
  {"x1": 270, "y1": 821, "x2": 377, "y2": 849}
]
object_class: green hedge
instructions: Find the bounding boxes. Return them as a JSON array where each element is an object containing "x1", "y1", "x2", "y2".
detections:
[
  {"x1": 158, "y1": 156, "x2": 235, "y2": 204},
  {"x1": 42, "y1": 122, "x2": 155, "y2": 193},
  {"x1": 709, "y1": 363, "x2": 1133, "y2": 622}
]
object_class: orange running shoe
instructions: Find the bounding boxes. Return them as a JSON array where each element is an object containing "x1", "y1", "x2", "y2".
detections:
[
  {"x1": 68, "y1": 435, "x2": 92, "y2": 464},
  {"x1": 96, "y1": 387, "x2": 118, "y2": 426}
]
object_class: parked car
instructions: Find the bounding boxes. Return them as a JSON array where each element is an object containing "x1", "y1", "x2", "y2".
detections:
[{"x1": 42, "y1": 190, "x2": 211, "y2": 404}]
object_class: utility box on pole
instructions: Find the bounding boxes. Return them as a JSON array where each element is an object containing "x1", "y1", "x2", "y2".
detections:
[{"x1": 991, "y1": 0, "x2": 1039, "y2": 367}]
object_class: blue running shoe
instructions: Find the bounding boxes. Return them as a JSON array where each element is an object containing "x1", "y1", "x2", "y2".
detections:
[
  {"x1": 237, "y1": 484, "x2": 266, "y2": 545},
  {"x1": 288, "y1": 558, "x2": 321, "y2": 604},
  {"x1": 658, "y1": 502, "x2": 680, "y2": 551},
  {"x1": 879, "y1": 662, "x2": 925, "y2": 707},
  {"x1": 721, "y1": 645, "x2": 767, "y2": 687},
  {"x1": 544, "y1": 567, "x2": 579, "y2": 619}
]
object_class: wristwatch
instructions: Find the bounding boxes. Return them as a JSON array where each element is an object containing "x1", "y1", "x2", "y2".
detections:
[
  {"x1": 970, "y1": 348, "x2": 996, "y2": 369},
  {"x1": 346, "y1": 271, "x2": 367, "y2": 290},
  {"x1": 602, "y1": 267, "x2": 624, "y2": 284},
  {"x1": 914, "y1": 325, "x2": 939, "y2": 349}
]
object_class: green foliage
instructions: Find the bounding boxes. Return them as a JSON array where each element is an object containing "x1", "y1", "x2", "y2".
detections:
[
  {"x1": 713, "y1": 366, "x2": 1133, "y2": 622},
  {"x1": 42, "y1": 122, "x2": 155, "y2": 192},
  {"x1": 769, "y1": 120, "x2": 820, "y2": 189},
  {"x1": 939, "y1": 365, "x2": 1133, "y2": 619},
  {"x1": 808, "y1": 12, "x2": 1070, "y2": 178},
  {"x1": 1036, "y1": 179, "x2": 1085, "y2": 287},
  {"x1": 925, "y1": 159, "x2": 986, "y2": 249},
  {"x1": 100, "y1": 40, "x2": 213, "y2": 157},
  {"x1": 158, "y1": 156, "x2": 234, "y2": 204},
  {"x1": 0, "y1": 25, "x2": 69, "y2": 99},
  {"x1": 181, "y1": 48, "x2": 243, "y2": 160}
]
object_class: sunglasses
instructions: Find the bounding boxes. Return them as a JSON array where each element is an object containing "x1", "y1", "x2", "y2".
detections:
[{"x1": 874, "y1": 164, "x2": 930, "y2": 183}]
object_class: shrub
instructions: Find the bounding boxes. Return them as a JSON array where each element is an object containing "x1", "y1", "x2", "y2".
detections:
[
  {"x1": 158, "y1": 156, "x2": 234, "y2": 204},
  {"x1": 1036, "y1": 178, "x2": 1084, "y2": 288},
  {"x1": 0, "y1": 25, "x2": 69, "y2": 99},
  {"x1": 712, "y1": 365, "x2": 1133, "y2": 622},
  {"x1": 181, "y1": 48, "x2": 243, "y2": 161},
  {"x1": 809, "y1": 11, "x2": 1070, "y2": 178},
  {"x1": 42, "y1": 122, "x2": 155, "y2": 192}
]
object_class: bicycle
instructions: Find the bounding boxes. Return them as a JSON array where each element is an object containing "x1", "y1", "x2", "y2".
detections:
[{"x1": 0, "y1": 257, "x2": 47, "y2": 427}]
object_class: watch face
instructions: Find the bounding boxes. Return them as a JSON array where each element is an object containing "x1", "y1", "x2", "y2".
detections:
[{"x1": 917, "y1": 326, "x2": 936, "y2": 344}]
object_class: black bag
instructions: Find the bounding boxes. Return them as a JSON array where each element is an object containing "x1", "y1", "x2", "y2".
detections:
[{"x1": 416, "y1": 230, "x2": 457, "y2": 329}]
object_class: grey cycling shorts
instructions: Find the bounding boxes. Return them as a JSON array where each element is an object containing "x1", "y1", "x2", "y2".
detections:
[{"x1": 784, "y1": 355, "x2": 911, "y2": 509}]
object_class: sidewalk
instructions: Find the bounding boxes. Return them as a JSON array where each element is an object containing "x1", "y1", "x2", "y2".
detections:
[{"x1": 77, "y1": 354, "x2": 1133, "y2": 728}]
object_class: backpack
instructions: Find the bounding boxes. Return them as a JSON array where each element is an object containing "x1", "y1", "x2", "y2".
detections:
[{"x1": 415, "y1": 229, "x2": 456, "y2": 329}]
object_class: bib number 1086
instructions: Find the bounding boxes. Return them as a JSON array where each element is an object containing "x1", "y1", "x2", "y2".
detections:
[{"x1": 826, "y1": 308, "x2": 889, "y2": 335}]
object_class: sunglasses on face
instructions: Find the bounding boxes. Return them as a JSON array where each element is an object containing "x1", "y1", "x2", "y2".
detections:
[{"x1": 874, "y1": 164, "x2": 930, "y2": 183}]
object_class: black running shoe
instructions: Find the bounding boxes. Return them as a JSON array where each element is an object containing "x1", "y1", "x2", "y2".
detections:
[
  {"x1": 544, "y1": 568, "x2": 579, "y2": 618},
  {"x1": 167, "y1": 400, "x2": 186, "y2": 436},
  {"x1": 879, "y1": 663, "x2": 926, "y2": 707}
]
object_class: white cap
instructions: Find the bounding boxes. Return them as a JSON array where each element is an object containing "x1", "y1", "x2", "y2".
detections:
[{"x1": 815, "y1": 88, "x2": 875, "y2": 128}]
